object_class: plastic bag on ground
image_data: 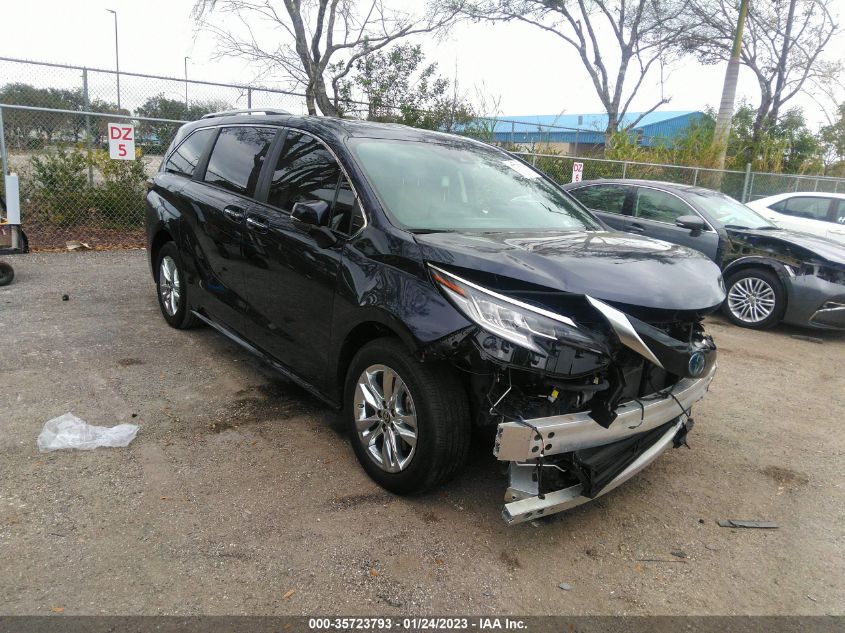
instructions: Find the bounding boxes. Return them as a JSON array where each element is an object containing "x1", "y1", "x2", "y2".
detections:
[{"x1": 37, "y1": 413, "x2": 139, "y2": 452}]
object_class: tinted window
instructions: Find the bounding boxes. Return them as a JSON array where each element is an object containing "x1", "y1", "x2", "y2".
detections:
[
  {"x1": 204, "y1": 126, "x2": 277, "y2": 197},
  {"x1": 570, "y1": 185, "x2": 628, "y2": 214},
  {"x1": 780, "y1": 196, "x2": 833, "y2": 220},
  {"x1": 328, "y1": 177, "x2": 365, "y2": 235},
  {"x1": 164, "y1": 128, "x2": 215, "y2": 178},
  {"x1": 268, "y1": 132, "x2": 341, "y2": 211},
  {"x1": 634, "y1": 188, "x2": 691, "y2": 223}
]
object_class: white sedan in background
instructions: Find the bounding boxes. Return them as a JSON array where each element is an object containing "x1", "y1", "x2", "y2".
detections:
[{"x1": 746, "y1": 192, "x2": 845, "y2": 245}]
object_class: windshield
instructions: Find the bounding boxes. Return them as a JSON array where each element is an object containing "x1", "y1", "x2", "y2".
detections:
[
  {"x1": 690, "y1": 190, "x2": 776, "y2": 230},
  {"x1": 349, "y1": 138, "x2": 602, "y2": 232}
]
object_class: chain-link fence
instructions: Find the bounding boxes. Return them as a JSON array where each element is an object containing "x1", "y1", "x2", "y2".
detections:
[
  {"x1": 514, "y1": 152, "x2": 845, "y2": 202},
  {"x1": 0, "y1": 104, "x2": 186, "y2": 249},
  {"x1": 2, "y1": 55, "x2": 845, "y2": 249}
]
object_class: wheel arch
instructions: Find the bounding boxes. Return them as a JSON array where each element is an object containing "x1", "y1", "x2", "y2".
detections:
[
  {"x1": 149, "y1": 229, "x2": 174, "y2": 281},
  {"x1": 723, "y1": 256, "x2": 792, "y2": 295}
]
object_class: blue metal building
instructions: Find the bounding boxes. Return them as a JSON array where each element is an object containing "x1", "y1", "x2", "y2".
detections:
[{"x1": 487, "y1": 111, "x2": 705, "y2": 147}]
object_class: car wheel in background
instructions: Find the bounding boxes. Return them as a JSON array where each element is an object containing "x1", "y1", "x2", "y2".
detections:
[
  {"x1": 156, "y1": 242, "x2": 201, "y2": 329},
  {"x1": 722, "y1": 267, "x2": 786, "y2": 329},
  {"x1": 0, "y1": 262, "x2": 14, "y2": 287},
  {"x1": 345, "y1": 338, "x2": 471, "y2": 494}
]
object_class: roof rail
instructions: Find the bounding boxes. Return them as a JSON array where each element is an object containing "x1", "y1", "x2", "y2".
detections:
[{"x1": 201, "y1": 108, "x2": 292, "y2": 119}]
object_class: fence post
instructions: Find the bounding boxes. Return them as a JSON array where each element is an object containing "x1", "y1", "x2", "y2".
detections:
[
  {"x1": 693, "y1": 168, "x2": 699, "y2": 186},
  {"x1": 622, "y1": 162, "x2": 628, "y2": 179},
  {"x1": 247, "y1": 88, "x2": 252, "y2": 109},
  {"x1": 531, "y1": 150, "x2": 537, "y2": 167},
  {"x1": 82, "y1": 68, "x2": 94, "y2": 185},
  {"x1": 574, "y1": 130, "x2": 579, "y2": 157},
  {"x1": 510, "y1": 121, "x2": 514, "y2": 147},
  {"x1": 741, "y1": 163, "x2": 752, "y2": 202},
  {"x1": 0, "y1": 107, "x2": 7, "y2": 178},
  {"x1": 814, "y1": 178, "x2": 819, "y2": 192}
]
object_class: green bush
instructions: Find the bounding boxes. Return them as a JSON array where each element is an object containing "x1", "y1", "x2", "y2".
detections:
[{"x1": 28, "y1": 146, "x2": 147, "y2": 229}]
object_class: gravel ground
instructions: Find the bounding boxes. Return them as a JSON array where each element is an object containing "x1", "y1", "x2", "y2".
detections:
[{"x1": 1, "y1": 250, "x2": 843, "y2": 616}]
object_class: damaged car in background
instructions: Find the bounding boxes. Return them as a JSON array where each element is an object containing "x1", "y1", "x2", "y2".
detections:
[{"x1": 146, "y1": 112, "x2": 725, "y2": 524}]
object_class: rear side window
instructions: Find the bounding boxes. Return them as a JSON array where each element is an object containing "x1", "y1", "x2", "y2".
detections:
[
  {"x1": 164, "y1": 128, "x2": 215, "y2": 178},
  {"x1": 569, "y1": 185, "x2": 628, "y2": 214},
  {"x1": 268, "y1": 131, "x2": 364, "y2": 235},
  {"x1": 204, "y1": 126, "x2": 277, "y2": 197},
  {"x1": 778, "y1": 196, "x2": 833, "y2": 220},
  {"x1": 634, "y1": 188, "x2": 691, "y2": 224}
]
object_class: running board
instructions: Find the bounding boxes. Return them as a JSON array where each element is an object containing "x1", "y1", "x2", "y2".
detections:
[{"x1": 190, "y1": 310, "x2": 338, "y2": 408}]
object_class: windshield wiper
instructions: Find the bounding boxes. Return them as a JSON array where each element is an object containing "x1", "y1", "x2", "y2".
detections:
[
  {"x1": 408, "y1": 228, "x2": 454, "y2": 234},
  {"x1": 723, "y1": 224, "x2": 752, "y2": 230},
  {"x1": 752, "y1": 225, "x2": 780, "y2": 230}
]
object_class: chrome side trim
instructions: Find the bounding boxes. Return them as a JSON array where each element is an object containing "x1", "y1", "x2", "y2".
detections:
[
  {"x1": 493, "y1": 364, "x2": 714, "y2": 461},
  {"x1": 502, "y1": 417, "x2": 686, "y2": 525},
  {"x1": 586, "y1": 295, "x2": 663, "y2": 367}
]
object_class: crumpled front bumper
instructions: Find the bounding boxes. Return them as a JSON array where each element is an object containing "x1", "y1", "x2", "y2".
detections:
[{"x1": 495, "y1": 365, "x2": 716, "y2": 525}]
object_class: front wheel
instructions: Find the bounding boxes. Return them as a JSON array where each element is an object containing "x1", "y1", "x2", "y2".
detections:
[
  {"x1": 722, "y1": 267, "x2": 785, "y2": 329},
  {"x1": 345, "y1": 338, "x2": 471, "y2": 494}
]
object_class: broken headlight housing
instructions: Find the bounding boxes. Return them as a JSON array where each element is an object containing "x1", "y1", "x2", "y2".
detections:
[{"x1": 429, "y1": 264, "x2": 601, "y2": 354}]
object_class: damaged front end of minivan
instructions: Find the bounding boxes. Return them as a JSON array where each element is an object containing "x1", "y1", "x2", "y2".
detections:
[{"x1": 426, "y1": 264, "x2": 718, "y2": 525}]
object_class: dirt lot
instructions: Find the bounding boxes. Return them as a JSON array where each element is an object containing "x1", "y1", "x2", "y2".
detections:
[{"x1": 1, "y1": 250, "x2": 843, "y2": 616}]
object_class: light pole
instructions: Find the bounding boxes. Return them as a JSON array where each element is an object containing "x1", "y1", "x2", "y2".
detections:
[
  {"x1": 184, "y1": 56, "x2": 191, "y2": 110},
  {"x1": 106, "y1": 9, "x2": 121, "y2": 109}
]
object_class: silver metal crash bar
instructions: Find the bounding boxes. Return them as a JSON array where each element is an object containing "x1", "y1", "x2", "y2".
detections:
[
  {"x1": 493, "y1": 365, "x2": 715, "y2": 461},
  {"x1": 502, "y1": 416, "x2": 687, "y2": 525}
]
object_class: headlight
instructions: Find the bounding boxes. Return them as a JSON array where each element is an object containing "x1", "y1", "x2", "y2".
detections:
[{"x1": 429, "y1": 264, "x2": 597, "y2": 353}]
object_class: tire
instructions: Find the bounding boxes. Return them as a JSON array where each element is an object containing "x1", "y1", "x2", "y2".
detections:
[
  {"x1": 722, "y1": 267, "x2": 786, "y2": 329},
  {"x1": 155, "y1": 242, "x2": 201, "y2": 329},
  {"x1": 0, "y1": 262, "x2": 13, "y2": 287},
  {"x1": 344, "y1": 338, "x2": 471, "y2": 495}
]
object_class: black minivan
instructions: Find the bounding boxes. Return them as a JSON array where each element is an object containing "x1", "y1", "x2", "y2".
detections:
[{"x1": 146, "y1": 111, "x2": 725, "y2": 524}]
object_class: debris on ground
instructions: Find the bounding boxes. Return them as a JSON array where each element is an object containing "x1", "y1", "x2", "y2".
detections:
[
  {"x1": 790, "y1": 334, "x2": 823, "y2": 344},
  {"x1": 717, "y1": 519, "x2": 779, "y2": 529},
  {"x1": 670, "y1": 550, "x2": 688, "y2": 559},
  {"x1": 61, "y1": 294, "x2": 69, "y2": 301},
  {"x1": 37, "y1": 413, "x2": 139, "y2": 452},
  {"x1": 558, "y1": 582, "x2": 572, "y2": 591},
  {"x1": 65, "y1": 241, "x2": 91, "y2": 251}
]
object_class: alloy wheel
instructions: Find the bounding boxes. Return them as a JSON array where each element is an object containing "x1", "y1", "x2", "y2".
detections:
[
  {"x1": 353, "y1": 364, "x2": 418, "y2": 473},
  {"x1": 159, "y1": 255, "x2": 181, "y2": 317},
  {"x1": 727, "y1": 276, "x2": 776, "y2": 323}
]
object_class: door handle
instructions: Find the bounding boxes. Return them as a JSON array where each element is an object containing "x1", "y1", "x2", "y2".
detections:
[
  {"x1": 246, "y1": 215, "x2": 269, "y2": 233},
  {"x1": 628, "y1": 223, "x2": 645, "y2": 233},
  {"x1": 224, "y1": 206, "x2": 244, "y2": 222}
]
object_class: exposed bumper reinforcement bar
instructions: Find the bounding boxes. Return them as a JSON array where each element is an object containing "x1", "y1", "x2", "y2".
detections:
[
  {"x1": 493, "y1": 365, "x2": 715, "y2": 461},
  {"x1": 502, "y1": 417, "x2": 688, "y2": 525}
]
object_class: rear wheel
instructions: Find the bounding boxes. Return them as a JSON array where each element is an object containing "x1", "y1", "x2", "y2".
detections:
[
  {"x1": 156, "y1": 242, "x2": 200, "y2": 329},
  {"x1": 722, "y1": 267, "x2": 785, "y2": 329},
  {"x1": 345, "y1": 338, "x2": 471, "y2": 494}
]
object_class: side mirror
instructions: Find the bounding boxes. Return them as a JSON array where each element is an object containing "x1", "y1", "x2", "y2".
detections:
[
  {"x1": 675, "y1": 215, "x2": 706, "y2": 235},
  {"x1": 291, "y1": 200, "x2": 330, "y2": 227}
]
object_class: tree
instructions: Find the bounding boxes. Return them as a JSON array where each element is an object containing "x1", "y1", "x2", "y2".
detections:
[
  {"x1": 192, "y1": 0, "x2": 461, "y2": 117},
  {"x1": 335, "y1": 43, "x2": 475, "y2": 130},
  {"x1": 136, "y1": 95, "x2": 231, "y2": 148},
  {"x1": 681, "y1": 0, "x2": 840, "y2": 139},
  {"x1": 452, "y1": 0, "x2": 689, "y2": 136},
  {"x1": 820, "y1": 103, "x2": 845, "y2": 174}
]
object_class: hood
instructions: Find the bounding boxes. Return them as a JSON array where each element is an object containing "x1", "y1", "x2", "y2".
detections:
[
  {"x1": 415, "y1": 230, "x2": 726, "y2": 314},
  {"x1": 726, "y1": 227, "x2": 845, "y2": 267}
]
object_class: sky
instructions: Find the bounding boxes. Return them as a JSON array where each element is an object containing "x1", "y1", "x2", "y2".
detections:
[{"x1": 0, "y1": 0, "x2": 842, "y2": 130}]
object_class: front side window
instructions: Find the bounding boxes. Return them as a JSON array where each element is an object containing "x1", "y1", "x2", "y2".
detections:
[
  {"x1": 688, "y1": 190, "x2": 775, "y2": 230},
  {"x1": 268, "y1": 131, "x2": 363, "y2": 235},
  {"x1": 634, "y1": 188, "x2": 691, "y2": 224},
  {"x1": 570, "y1": 184, "x2": 628, "y2": 215},
  {"x1": 348, "y1": 138, "x2": 601, "y2": 232},
  {"x1": 164, "y1": 128, "x2": 215, "y2": 178},
  {"x1": 780, "y1": 196, "x2": 833, "y2": 220},
  {"x1": 204, "y1": 126, "x2": 277, "y2": 197}
]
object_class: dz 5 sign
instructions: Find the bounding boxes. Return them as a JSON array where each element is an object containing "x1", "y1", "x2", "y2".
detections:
[{"x1": 108, "y1": 123, "x2": 136, "y2": 160}]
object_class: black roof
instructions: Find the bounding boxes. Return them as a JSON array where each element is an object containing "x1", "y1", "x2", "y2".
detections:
[
  {"x1": 564, "y1": 178, "x2": 720, "y2": 196},
  {"x1": 181, "y1": 112, "x2": 473, "y2": 144}
]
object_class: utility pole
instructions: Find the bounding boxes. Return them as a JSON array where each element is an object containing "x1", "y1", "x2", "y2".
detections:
[
  {"x1": 184, "y1": 56, "x2": 191, "y2": 110},
  {"x1": 712, "y1": 0, "x2": 749, "y2": 173},
  {"x1": 106, "y1": 9, "x2": 121, "y2": 110}
]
